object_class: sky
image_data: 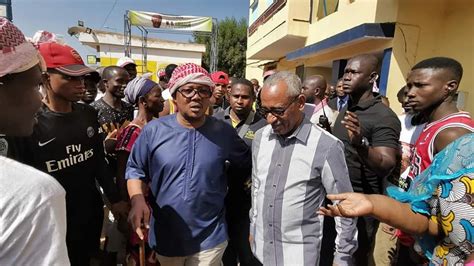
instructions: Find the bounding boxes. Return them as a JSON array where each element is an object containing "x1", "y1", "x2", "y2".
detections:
[{"x1": 12, "y1": 0, "x2": 249, "y2": 60}]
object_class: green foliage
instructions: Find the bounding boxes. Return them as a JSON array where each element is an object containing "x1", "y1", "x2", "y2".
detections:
[{"x1": 193, "y1": 17, "x2": 247, "y2": 77}]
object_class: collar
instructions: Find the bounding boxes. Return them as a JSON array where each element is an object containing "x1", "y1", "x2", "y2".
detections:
[
  {"x1": 223, "y1": 106, "x2": 232, "y2": 119},
  {"x1": 269, "y1": 114, "x2": 312, "y2": 144},
  {"x1": 339, "y1": 94, "x2": 349, "y2": 101},
  {"x1": 348, "y1": 93, "x2": 382, "y2": 111},
  {"x1": 224, "y1": 107, "x2": 256, "y2": 124},
  {"x1": 313, "y1": 98, "x2": 328, "y2": 114}
]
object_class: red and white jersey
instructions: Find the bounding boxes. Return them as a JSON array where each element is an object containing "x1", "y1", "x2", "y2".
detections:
[{"x1": 407, "y1": 112, "x2": 474, "y2": 180}]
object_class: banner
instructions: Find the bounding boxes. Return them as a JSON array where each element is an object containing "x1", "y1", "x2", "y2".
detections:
[{"x1": 128, "y1": 10, "x2": 212, "y2": 32}]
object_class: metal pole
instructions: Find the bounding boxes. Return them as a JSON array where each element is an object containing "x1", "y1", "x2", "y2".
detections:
[
  {"x1": 210, "y1": 18, "x2": 219, "y2": 72},
  {"x1": 142, "y1": 27, "x2": 148, "y2": 74},
  {"x1": 124, "y1": 11, "x2": 131, "y2": 57}
]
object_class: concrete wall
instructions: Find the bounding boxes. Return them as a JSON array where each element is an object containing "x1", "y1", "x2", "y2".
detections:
[{"x1": 304, "y1": 67, "x2": 332, "y2": 84}]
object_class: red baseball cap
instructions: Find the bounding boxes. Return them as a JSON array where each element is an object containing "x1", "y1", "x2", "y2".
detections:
[
  {"x1": 211, "y1": 71, "x2": 229, "y2": 85},
  {"x1": 38, "y1": 42, "x2": 94, "y2": 76}
]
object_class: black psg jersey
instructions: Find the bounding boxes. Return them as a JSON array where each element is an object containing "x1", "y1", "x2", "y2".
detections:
[{"x1": 19, "y1": 103, "x2": 119, "y2": 209}]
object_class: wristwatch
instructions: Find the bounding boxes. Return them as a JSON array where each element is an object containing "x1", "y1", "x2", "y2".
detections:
[{"x1": 360, "y1": 136, "x2": 370, "y2": 148}]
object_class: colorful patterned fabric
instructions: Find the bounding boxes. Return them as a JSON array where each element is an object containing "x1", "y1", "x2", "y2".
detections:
[
  {"x1": 388, "y1": 133, "x2": 474, "y2": 264},
  {"x1": 429, "y1": 172, "x2": 474, "y2": 265},
  {"x1": 115, "y1": 124, "x2": 142, "y2": 153}
]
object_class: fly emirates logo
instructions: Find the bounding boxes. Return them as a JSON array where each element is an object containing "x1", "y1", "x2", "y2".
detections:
[{"x1": 45, "y1": 144, "x2": 94, "y2": 173}]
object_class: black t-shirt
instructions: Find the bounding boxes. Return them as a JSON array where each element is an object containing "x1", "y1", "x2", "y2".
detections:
[
  {"x1": 90, "y1": 98, "x2": 134, "y2": 135},
  {"x1": 333, "y1": 94, "x2": 401, "y2": 194},
  {"x1": 11, "y1": 103, "x2": 120, "y2": 223},
  {"x1": 0, "y1": 135, "x2": 24, "y2": 161}
]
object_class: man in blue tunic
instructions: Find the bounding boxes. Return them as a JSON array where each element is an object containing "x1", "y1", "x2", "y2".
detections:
[{"x1": 126, "y1": 63, "x2": 251, "y2": 266}]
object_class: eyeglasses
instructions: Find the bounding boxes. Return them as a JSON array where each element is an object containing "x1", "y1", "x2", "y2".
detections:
[
  {"x1": 177, "y1": 86, "x2": 212, "y2": 98},
  {"x1": 258, "y1": 96, "x2": 298, "y2": 118}
]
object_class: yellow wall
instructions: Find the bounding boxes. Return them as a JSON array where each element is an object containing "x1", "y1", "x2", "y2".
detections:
[
  {"x1": 245, "y1": 59, "x2": 266, "y2": 83},
  {"x1": 307, "y1": 0, "x2": 398, "y2": 46},
  {"x1": 100, "y1": 57, "x2": 159, "y2": 81},
  {"x1": 305, "y1": 67, "x2": 332, "y2": 83},
  {"x1": 247, "y1": 0, "x2": 473, "y2": 116},
  {"x1": 247, "y1": 0, "x2": 310, "y2": 59},
  {"x1": 387, "y1": 0, "x2": 473, "y2": 115},
  {"x1": 434, "y1": 0, "x2": 473, "y2": 115}
]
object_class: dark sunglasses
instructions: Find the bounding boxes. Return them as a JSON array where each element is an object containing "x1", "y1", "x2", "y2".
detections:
[{"x1": 258, "y1": 96, "x2": 299, "y2": 118}]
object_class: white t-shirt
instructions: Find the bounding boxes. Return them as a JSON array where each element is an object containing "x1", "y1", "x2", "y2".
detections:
[
  {"x1": 398, "y1": 113, "x2": 425, "y2": 181},
  {"x1": 310, "y1": 105, "x2": 338, "y2": 127},
  {"x1": 399, "y1": 113, "x2": 425, "y2": 145},
  {"x1": 304, "y1": 102, "x2": 339, "y2": 128},
  {"x1": 0, "y1": 157, "x2": 70, "y2": 265}
]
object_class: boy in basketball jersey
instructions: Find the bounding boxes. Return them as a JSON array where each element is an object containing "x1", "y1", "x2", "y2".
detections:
[
  {"x1": 392, "y1": 57, "x2": 474, "y2": 263},
  {"x1": 400, "y1": 57, "x2": 474, "y2": 188}
]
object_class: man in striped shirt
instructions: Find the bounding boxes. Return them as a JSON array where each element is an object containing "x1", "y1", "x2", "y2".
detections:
[{"x1": 250, "y1": 72, "x2": 358, "y2": 265}]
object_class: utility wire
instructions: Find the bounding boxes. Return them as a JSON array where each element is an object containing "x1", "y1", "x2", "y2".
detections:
[{"x1": 101, "y1": 0, "x2": 119, "y2": 28}]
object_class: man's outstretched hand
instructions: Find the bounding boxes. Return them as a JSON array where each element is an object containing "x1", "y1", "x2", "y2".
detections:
[
  {"x1": 318, "y1": 193, "x2": 374, "y2": 218},
  {"x1": 128, "y1": 194, "x2": 150, "y2": 240}
]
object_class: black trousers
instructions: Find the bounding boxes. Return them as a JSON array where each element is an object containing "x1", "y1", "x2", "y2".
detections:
[
  {"x1": 66, "y1": 204, "x2": 104, "y2": 266},
  {"x1": 222, "y1": 216, "x2": 261, "y2": 266},
  {"x1": 354, "y1": 215, "x2": 379, "y2": 266},
  {"x1": 320, "y1": 213, "x2": 337, "y2": 266}
]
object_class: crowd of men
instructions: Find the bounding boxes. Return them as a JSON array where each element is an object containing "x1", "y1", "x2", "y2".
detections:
[{"x1": 0, "y1": 18, "x2": 473, "y2": 266}]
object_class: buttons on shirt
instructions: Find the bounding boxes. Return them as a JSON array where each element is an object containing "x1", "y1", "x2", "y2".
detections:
[
  {"x1": 272, "y1": 184, "x2": 276, "y2": 188},
  {"x1": 269, "y1": 204, "x2": 273, "y2": 208}
]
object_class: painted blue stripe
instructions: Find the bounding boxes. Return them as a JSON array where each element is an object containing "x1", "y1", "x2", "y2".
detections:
[
  {"x1": 286, "y1": 23, "x2": 395, "y2": 61},
  {"x1": 379, "y1": 48, "x2": 392, "y2": 96}
]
